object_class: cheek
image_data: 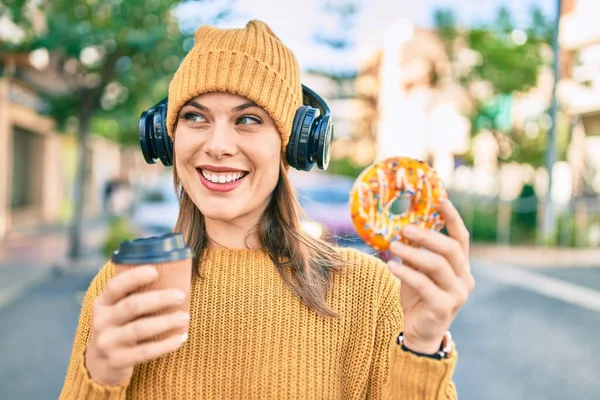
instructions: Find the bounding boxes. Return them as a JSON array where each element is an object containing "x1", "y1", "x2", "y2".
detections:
[
  {"x1": 265, "y1": 134, "x2": 282, "y2": 165},
  {"x1": 263, "y1": 143, "x2": 281, "y2": 177},
  {"x1": 173, "y1": 143, "x2": 187, "y2": 174},
  {"x1": 173, "y1": 136, "x2": 201, "y2": 194},
  {"x1": 268, "y1": 150, "x2": 282, "y2": 187},
  {"x1": 174, "y1": 131, "x2": 197, "y2": 166},
  {"x1": 251, "y1": 138, "x2": 280, "y2": 190}
]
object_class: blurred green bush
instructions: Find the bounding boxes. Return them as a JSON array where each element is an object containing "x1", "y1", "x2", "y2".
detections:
[
  {"x1": 470, "y1": 202, "x2": 498, "y2": 243},
  {"x1": 326, "y1": 156, "x2": 368, "y2": 179},
  {"x1": 452, "y1": 191, "x2": 596, "y2": 247},
  {"x1": 102, "y1": 217, "x2": 139, "y2": 258},
  {"x1": 510, "y1": 184, "x2": 537, "y2": 245}
]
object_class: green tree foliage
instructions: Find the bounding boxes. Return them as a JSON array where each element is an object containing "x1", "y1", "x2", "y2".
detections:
[
  {"x1": 465, "y1": 6, "x2": 551, "y2": 94},
  {"x1": 1, "y1": 0, "x2": 222, "y2": 141},
  {"x1": 434, "y1": 6, "x2": 558, "y2": 167},
  {"x1": 0, "y1": 0, "x2": 230, "y2": 258}
]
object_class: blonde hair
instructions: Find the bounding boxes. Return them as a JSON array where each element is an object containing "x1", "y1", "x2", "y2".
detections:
[{"x1": 172, "y1": 158, "x2": 346, "y2": 317}]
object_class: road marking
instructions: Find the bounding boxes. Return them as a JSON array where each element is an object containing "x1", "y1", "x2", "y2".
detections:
[{"x1": 476, "y1": 262, "x2": 600, "y2": 313}]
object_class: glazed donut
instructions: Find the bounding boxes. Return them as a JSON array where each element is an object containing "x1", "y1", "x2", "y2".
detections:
[{"x1": 349, "y1": 156, "x2": 447, "y2": 252}]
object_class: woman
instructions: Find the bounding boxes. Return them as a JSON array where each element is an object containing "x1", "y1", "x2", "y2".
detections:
[{"x1": 60, "y1": 20, "x2": 474, "y2": 399}]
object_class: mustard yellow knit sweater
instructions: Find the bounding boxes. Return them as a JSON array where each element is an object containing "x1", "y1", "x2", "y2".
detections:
[{"x1": 59, "y1": 247, "x2": 458, "y2": 399}]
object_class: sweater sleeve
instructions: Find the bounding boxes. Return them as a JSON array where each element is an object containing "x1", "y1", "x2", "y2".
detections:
[
  {"x1": 369, "y1": 273, "x2": 459, "y2": 400},
  {"x1": 58, "y1": 262, "x2": 131, "y2": 400}
]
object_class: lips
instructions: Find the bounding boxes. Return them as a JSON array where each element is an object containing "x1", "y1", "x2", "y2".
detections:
[{"x1": 196, "y1": 166, "x2": 249, "y2": 193}]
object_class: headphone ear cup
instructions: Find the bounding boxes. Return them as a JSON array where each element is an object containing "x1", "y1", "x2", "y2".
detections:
[
  {"x1": 153, "y1": 103, "x2": 173, "y2": 166},
  {"x1": 287, "y1": 105, "x2": 316, "y2": 171},
  {"x1": 139, "y1": 109, "x2": 157, "y2": 164},
  {"x1": 139, "y1": 100, "x2": 173, "y2": 167},
  {"x1": 316, "y1": 114, "x2": 333, "y2": 171}
]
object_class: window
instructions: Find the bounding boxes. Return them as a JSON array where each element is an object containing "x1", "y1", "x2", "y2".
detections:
[{"x1": 11, "y1": 127, "x2": 36, "y2": 209}]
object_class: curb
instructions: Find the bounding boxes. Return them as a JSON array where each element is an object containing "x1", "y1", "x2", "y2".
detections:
[
  {"x1": 0, "y1": 256, "x2": 105, "y2": 313},
  {"x1": 0, "y1": 268, "x2": 50, "y2": 311},
  {"x1": 0, "y1": 218, "x2": 109, "y2": 312},
  {"x1": 470, "y1": 245, "x2": 600, "y2": 268}
]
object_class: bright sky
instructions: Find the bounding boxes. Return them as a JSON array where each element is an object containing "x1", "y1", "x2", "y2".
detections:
[{"x1": 176, "y1": 0, "x2": 556, "y2": 72}]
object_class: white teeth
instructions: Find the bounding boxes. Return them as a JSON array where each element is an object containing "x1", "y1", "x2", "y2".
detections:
[{"x1": 201, "y1": 170, "x2": 246, "y2": 184}]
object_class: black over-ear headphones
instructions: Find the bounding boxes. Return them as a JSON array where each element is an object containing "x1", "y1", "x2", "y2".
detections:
[{"x1": 139, "y1": 84, "x2": 334, "y2": 172}]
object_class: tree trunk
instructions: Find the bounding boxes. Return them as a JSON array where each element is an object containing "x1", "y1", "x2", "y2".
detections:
[{"x1": 68, "y1": 97, "x2": 92, "y2": 261}]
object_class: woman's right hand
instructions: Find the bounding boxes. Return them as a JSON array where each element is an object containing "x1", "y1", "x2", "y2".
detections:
[{"x1": 84, "y1": 266, "x2": 190, "y2": 386}]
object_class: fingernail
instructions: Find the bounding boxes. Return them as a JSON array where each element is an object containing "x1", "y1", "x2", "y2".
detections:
[
  {"x1": 180, "y1": 333, "x2": 189, "y2": 343},
  {"x1": 388, "y1": 261, "x2": 405, "y2": 275},
  {"x1": 403, "y1": 225, "x2": 416, "y2": 236}
]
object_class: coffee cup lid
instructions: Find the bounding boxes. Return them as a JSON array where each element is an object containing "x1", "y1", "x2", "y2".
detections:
[{"x1": 111, "y1": 233, "x2": 194, "y2": 265}]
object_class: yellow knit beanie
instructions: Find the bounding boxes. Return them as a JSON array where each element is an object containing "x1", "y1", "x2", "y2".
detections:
[{"x1": 167, "y1": 20, "x2": 303, "y2": 162}]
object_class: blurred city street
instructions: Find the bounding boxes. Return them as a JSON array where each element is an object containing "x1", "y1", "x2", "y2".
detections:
[
  {"x1": 0, "y1": 225, "x2": 599, "y2": 399},
  {"x1": 2, "y1": 0, "x2": 600, "y2": 399}
]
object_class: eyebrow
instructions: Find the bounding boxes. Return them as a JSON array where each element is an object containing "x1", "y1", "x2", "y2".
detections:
[{"x1": 182, "y1": 100, "x2": 258, "y2": 112}]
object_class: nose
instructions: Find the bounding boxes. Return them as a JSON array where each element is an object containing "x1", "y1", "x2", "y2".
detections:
[{"x1": 204, "y1": 122, "x2": 237, "y2": 159}]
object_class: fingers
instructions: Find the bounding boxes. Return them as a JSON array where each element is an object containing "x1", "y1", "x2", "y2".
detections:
[
  {"x1": 439, "y1": 200, "x2": 470, "y2": 255},
  {"x1": 109, "y1": 289, "x2": 187, "y2": 327},
  {"x1": 87, "y1": 266, "x2": 192, "y2": 379},
  {"x1": 402, "y1": 225, "x2": 469, "y2": 279},
  {"x1": 389, "y1": 242, "x2": 458, "y2": 291},
  {"x1": 99, "y1": 266, "x2": 159, "y2": 306},
  {"x1": 97, "y1": 311, "x2": 190, "y2": 349},
  {"x1": 388, "y1": 261, "x2": 446, "y2": 306},
  {"x1": 389, "y1": 260, "x2": 469, "y2": 314},
  {"x1": 102, "y1": 332, "x2": 189, "y2": 370}
]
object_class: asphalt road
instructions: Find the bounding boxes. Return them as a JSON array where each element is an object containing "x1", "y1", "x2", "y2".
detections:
[{"x1": 0, "y1": 259, "x2": 598, "y2": 400}]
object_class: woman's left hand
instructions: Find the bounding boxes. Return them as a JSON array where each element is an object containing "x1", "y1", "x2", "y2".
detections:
[{"x1": 387, "y1": 200, "x2": 476, "y2": 354}]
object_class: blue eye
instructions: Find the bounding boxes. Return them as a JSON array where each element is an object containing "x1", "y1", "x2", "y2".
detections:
[{"x1": 237, "y1": 116, "x2": 262, "y2": 125}]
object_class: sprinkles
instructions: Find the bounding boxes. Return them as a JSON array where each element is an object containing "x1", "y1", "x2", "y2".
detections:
[{"x1": 348, "y1": 156, "x2": 447, "y2": 251}]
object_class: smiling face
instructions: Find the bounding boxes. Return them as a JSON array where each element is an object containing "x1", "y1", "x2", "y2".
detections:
[{"x1": 174, "y1": 92, "x2": 282, "y2": 227}]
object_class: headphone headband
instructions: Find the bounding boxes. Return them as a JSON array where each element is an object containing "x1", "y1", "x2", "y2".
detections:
[{"x1": 301, "y1": 84, "x2": 330, "y2": 119}]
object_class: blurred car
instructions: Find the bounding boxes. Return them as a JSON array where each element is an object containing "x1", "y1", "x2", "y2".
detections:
[
  {"x1": 293, "y1": 174, "x2": 365, "y2": 248},
  {"x1": 131, "y1": 172, "x2": 372, "y2": 252},
  {"x1": 131, "y1": 181, "x2": 179, "y2": 235}
]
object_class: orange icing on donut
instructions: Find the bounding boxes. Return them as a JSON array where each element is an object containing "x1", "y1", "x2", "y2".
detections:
[{"x1": 349, "y1": 156, "x2": 447, "y2": 251}]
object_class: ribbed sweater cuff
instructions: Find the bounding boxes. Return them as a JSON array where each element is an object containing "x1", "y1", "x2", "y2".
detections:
[
  {"x1": 66, "y1": 352, "x2": 129, "y2": 400},
  {"x1": 390, "y1": 345, "x2": 457, "y2": 399}
]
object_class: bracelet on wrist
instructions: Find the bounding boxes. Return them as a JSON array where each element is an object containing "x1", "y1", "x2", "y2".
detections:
[{"x1": 396, "y1": 331, "x2": 453, "y2": 360}]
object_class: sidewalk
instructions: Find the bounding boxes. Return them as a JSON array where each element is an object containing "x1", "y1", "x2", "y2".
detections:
[
  {"x1": 2, "y1": 217, "x2": 598, "y2": 311},
  {"x1": 470, "y1": 243, "x2": 600, "y2": 268},
  {"x1": 0, "y1": 218, "x2": 108, "y2": 311}
]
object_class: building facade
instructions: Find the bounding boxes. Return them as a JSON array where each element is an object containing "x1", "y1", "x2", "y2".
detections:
[
  {"x1": 559, "y1": 0, "x2": 600, "y2": 195},
  {"x1": 0, "y1": 56, "x2": 132, "y2": 240},
  {"x1": 0, "y1": 74, "x2": 65, "y2": 238},
  {"x1": 355, "y1": 21, "x2": 471, "y2": 185}
]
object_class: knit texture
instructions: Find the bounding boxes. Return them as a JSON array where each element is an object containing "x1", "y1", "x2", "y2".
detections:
[
  {"x1": 59, "y1": 247, "x2": 458, "y2": 399},
  {"x1": 166, "y1": 20, "x2": 303, "y2": 164}
]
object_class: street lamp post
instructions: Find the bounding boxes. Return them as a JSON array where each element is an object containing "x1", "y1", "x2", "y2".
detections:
[{"x1": 541, "y1": 0, "x2": 562, "y2": 246}]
